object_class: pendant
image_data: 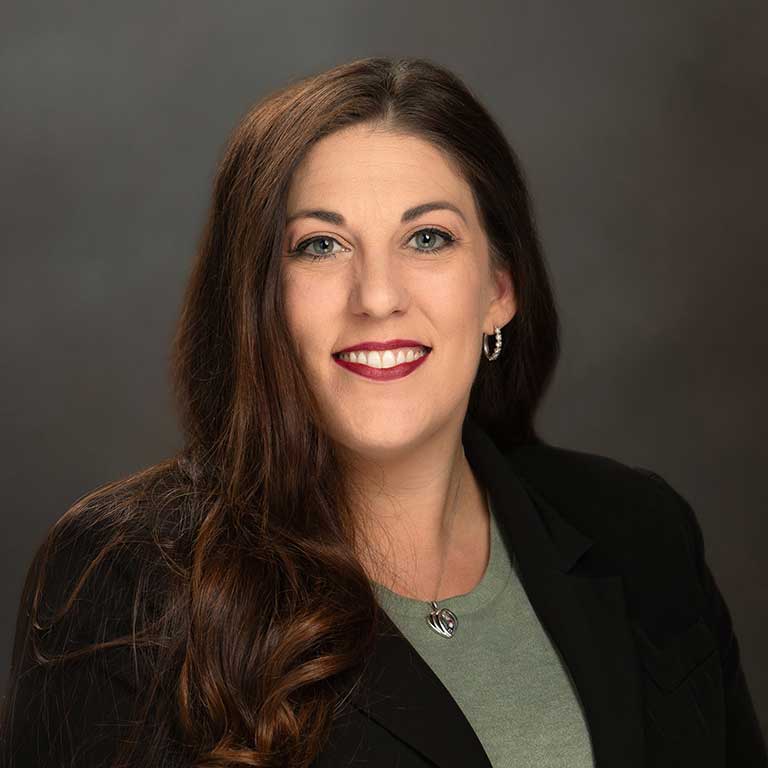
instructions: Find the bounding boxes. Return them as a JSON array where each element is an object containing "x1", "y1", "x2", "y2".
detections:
[{"x1": 426, "y1": 601, "x2": 458, "y2": 638}]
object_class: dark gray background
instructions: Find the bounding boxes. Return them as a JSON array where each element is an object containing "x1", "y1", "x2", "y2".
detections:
[{"x1": 2, "y1": 0, "x2": 766, "y2": 736}]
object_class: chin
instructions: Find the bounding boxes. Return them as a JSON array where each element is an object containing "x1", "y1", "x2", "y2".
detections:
[{"x1": 331, "y1": 412, "x2": 435, "y2": 452}]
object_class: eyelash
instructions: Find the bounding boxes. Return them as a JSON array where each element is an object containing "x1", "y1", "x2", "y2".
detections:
[{"x1": 289, "y1": 227, "x2": 457, "y2": 261}]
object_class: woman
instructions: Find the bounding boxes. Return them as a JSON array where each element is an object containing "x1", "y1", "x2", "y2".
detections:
[{"x1": 1, "y1": 56, "x2": 765, "y2": 768}]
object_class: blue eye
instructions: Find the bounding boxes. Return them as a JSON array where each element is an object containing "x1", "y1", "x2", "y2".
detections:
[
  {"x1": 407, "y1": 228, "x2": 455, "y2": 253},
  {"x1": 290, "y1": 235, "x2": 345, "y2": 260},
  {"x1": 290, "y1": 227, "x2": 456, "y2": 261}
]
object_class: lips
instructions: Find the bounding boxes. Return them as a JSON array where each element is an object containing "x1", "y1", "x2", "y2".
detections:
[
  {"x1": 332, "y1": 338, "x2": 431, "y2": 356},
  {"x1": 332, "y1": 345, "x2": 431, "y2": 380}
]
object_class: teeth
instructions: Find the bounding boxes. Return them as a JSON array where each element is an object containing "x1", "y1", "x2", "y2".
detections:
[{"x1": 337, "y1": 346, "x2": 429, "y2": 369}]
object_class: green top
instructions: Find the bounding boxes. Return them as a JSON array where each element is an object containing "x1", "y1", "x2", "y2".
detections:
[{"x1": 372, "y1": 489, "x2": 596, "y2": 767}]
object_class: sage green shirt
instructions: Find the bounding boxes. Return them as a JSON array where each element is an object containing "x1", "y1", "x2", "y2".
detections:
[{"x1": 372, "y1": 490, "x2": 596, "y2": 768}]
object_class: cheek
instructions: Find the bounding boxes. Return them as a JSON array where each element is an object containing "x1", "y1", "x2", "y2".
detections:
[
  {"x1": 426, "y1": 272, "x2": 483, "y2": 332},
  {"x1": 283, "y1": 271, "x2": 318, "y2": 335},
  {"x1": 282, "y1": 271, "x2": 339, "y2": 362},
  {"x1": 425, "y1": 280, "x2": 486, "y2": 370}
]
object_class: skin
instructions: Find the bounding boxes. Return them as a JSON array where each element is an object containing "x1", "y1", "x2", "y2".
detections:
[{"x1": 281, "y1": 122, "x2": 517, "y2": 601}]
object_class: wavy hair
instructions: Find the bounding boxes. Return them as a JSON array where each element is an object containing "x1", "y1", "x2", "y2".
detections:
[{"x1": 0, "y1": 56, "x2": 560, "y2": 767}]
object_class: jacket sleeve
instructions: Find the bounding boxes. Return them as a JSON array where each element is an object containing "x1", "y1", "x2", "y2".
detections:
[
  {"x1": 1, "y1": 524, "x2": 169, "y2": 768},
  {"x1": 642, "y1": 470, "x2": 768, "y2": 767}
]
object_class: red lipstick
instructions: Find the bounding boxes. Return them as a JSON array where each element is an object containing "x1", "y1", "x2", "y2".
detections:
[{"x1": 333, "y1": 347, "x2": 431, "y2": 381}]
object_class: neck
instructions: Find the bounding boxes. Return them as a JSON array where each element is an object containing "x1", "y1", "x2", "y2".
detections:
[{"x1": 341, "y1": 422, "x2": 488, "y2": 599}]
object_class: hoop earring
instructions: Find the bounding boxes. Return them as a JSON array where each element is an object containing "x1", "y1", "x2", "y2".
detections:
[{"x1": 483, "y1": 325, "x2": 502, "y2": 361}]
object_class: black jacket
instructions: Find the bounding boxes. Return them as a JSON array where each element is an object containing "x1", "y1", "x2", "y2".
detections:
[
  {"x1": 313, "y1": 417, "x2": 767, "y2": 767},
  {"x1": 3, "y1": 416, "x2": 767, "y2": 767}
]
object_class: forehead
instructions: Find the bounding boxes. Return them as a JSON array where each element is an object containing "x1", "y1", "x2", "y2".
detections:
[{"x1": 286, "y1": 125, "x2": 474, "y2": 212}]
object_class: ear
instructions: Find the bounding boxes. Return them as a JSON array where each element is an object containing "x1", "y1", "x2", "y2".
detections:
[{"x1": 484, "y1": 266, "x2": 517, "y2": 333}]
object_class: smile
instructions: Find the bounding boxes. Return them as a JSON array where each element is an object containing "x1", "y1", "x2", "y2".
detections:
[{"x1": 332, "y1": 346, "x2": 431, "y2": 381}]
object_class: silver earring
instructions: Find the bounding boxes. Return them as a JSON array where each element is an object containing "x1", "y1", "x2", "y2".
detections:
[{"x1": 483, "y1": 325, "x2": 502, "y2": 361}]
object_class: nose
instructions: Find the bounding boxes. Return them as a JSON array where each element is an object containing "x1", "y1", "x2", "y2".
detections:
[{"x1": 348, "y1": 253, "x2": 409, "y2": 319}]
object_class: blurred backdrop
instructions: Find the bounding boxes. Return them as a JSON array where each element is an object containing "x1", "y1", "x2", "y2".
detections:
[{"x1": 2, "y1": 0, "x2": 766, "y2": 735}]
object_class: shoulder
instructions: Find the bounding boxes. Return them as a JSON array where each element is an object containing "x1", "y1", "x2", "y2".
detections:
[
  {"x1": 2, "y1": 459, "x2": 196, "y2": 767},
  {"x1": 503, "y1": 441, "x2": 718, "y2": 644},
  {"x1": 503, "y1": 440, "x2": 701, "y2": 580},
  {"x1": 11, "y1": 457, "x2": 196, "y2": 678},
  {"x1": 504, "y1": 439, "x2": 689, "y2": 528}
]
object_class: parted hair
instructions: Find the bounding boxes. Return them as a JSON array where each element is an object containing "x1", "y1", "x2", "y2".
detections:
[{"x1": 0, "y1": 56, "x2": 560, "y2": 767}]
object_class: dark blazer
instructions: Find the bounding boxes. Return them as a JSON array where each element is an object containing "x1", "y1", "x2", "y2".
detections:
[{"x1": 3, "y1": 416, "x2": 767, "y2": 767}]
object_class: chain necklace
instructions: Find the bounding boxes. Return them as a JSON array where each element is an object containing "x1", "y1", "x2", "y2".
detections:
[{"x1": 425, "y1": 449, "x2": 465, "y2": 638}]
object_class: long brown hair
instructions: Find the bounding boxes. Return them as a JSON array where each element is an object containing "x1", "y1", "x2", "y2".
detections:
[{"x1": 1, "y1": 56, "x2": 560, "y2": 767}]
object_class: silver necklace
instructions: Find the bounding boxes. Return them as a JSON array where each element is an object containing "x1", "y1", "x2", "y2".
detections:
[{"x1": 426, "y1": 452, "x2": 464, "y2": 639}]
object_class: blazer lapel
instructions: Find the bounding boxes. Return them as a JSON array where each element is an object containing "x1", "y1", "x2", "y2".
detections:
[
  {"x1": 349, "y1": 417, "x2": 646, "y2": 768},
  {"x1": 351, "y1": 605, "x2": 495, "y2": 767}
]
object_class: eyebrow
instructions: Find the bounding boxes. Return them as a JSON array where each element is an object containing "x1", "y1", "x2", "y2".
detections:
[{"x1": 285, "y1": 200, "x2": 467, "y2": 226}]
